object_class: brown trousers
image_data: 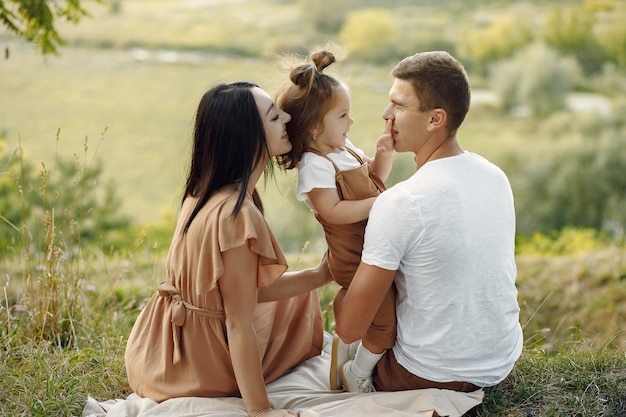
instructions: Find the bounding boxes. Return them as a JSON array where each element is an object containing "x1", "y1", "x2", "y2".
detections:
[{"x1": 374, "y1": 349, "x2": 481, "y2": 393}]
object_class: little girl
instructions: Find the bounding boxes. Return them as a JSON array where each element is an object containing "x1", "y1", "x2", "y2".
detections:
[{"x1": 276, "y1": 50, "x2": 396, "y2": 393}]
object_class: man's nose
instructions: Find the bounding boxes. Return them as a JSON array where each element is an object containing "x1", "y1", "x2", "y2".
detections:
[{"x1": 382, "y1": 105, "x2": 394, "y2": 120}]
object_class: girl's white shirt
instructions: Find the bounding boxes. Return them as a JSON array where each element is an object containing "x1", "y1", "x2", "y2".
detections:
[{"x1": 295, "y1": 139, "x2": 365, "y2": 213}]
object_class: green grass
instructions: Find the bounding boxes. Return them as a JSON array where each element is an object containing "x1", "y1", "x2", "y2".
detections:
[
  {"x1": 2, "y1": 331, "x2": 625, "y2": 417},
  {"x1": 0, "y1": 338, "x2": 130, "y2": 416},
  {"x1": 2, "y1": 246, "x2": 625, "y2": 416},
  {"x1": 474, "y1": 346, "x2": 626, "y2": 417},
  {"x1": 516, "y1": 248, "x2": 626, "y2": 352}
]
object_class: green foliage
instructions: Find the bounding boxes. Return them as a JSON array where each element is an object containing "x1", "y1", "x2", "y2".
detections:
[
  {"x1": 0, "y1": 145, "x2": 26, "y2": 249},
  {"x1": 0, "y1": 132, "x2": 138, "y2": 348},
  {"x1": 598, "y1": 12, "x2": 626, "y2": 68},
  {"x1": 132, "y1": 208, "x2": 177, "y2": 256},
  {"x1": 270, "y1": 201, "x2": 324, "y2": 253},
  {"x1": 339, "y1": 8, "x2": 398, "y2": 63},
  {"x1": 298, "y1": 0, "x2": 356, "y2": 33},
  {"x1": 540, "y1": 5, "x2": 605, "y2": 74},
  {"x1": 0, "y1": 0, "x2": 89, "y2": 55},
  {"x1": 510, "y1": 110, "x2": 626, "y2": 235},
  {"x1": 0, "y1": 134, "x2": 132, "y2": 254},
  {"x1": 457, "y1": 15, "x2": 533, "y2": 74},
  {"x1": 490, "y1": 42, "x2": 579, "y2": 117},
  {"x1": 516, "y1": 227, "x2": 609, "y2": 256},
  {"x1": 587, "y1": 62, "x2": 626, "y2": 97}
]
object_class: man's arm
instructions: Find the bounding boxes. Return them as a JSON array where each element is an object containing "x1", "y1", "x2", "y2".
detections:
[{"x1": 335, "y1": 262, "x2": 396, "y2": 344}]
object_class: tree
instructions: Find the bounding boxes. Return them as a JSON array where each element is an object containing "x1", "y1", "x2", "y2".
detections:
[
  {"x1": 490, "y1": 42, "x2": 579, "y2": 117},
  {"x1": 298, "y1": 0, "x2": 356, "y2": 33},
  {"x1": 510, "y1": 107, "x2": 626, "y2": 237},
  {"x1": 598, "y1": 13, "x2": 626, "y2": 68},
  {"x1": 339, "y1": 8, "x2": 397, "y2": 63},
  {"x1": 0, "y1": 0, "x2": 90, "y2": 56},
  {"x1": 0, "y1": 137, "x2": 132, "y2": 254},
  {"x1": 457, "y1": 15, "x2": 533, "y2": 75},
  {"x1": 540, "y1": 6, "x2": 604, "y2": 74}
]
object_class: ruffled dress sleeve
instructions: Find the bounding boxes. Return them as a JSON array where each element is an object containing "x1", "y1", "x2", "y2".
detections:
[{"x1": 181, "y1": 189, "x2": 288, "y2": 293}]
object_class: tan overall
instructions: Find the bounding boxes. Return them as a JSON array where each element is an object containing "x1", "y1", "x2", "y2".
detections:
[{"x1": 308, "y1": 147, "x2": 396, "y2": 349}]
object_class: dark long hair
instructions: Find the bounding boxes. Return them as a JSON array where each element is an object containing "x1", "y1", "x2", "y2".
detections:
[{"x1": 182, "y1": 81, "x2": 269, "y2": 234}]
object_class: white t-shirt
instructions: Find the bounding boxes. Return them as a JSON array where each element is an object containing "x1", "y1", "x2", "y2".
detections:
[
  {"x1": 296, "y1": 139, "x2": 366, "y2": 213},
  {"x1": 362, "y1": 151, "x2": 523, "y2": 387}
]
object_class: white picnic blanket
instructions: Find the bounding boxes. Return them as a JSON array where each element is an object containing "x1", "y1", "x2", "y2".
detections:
[{"x1": 82, "y1": 353, "x2": 483, "y2": 417}]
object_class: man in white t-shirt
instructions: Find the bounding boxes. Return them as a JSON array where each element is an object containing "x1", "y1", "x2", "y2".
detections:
[{"x1": 335, "y1": 51, "x2": 523, "y2": 392}]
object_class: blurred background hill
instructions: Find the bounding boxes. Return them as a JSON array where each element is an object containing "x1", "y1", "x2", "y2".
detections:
[{"x1": 2, "y1": 0, "x2": 625, "y2": 242}]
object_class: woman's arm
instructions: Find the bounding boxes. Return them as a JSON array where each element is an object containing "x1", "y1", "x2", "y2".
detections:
[
  {"x1": 258, "y1": 254, "x2": 332, "y2": 302},
  {"x1": 220, "y1": 244, "x2": 299, "y2": 417},
  {"x1": 308, "y1": 187, "x2": 377, "y2": 225}
]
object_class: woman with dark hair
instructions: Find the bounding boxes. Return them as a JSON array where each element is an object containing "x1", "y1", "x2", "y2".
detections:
[{"x1": 125, "y1": 82, "x2": 331, "y2": 417}]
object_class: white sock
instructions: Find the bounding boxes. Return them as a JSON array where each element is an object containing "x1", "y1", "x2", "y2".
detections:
[{"x1": 350, "y1": 343, "x2": 384, "y2": 378}]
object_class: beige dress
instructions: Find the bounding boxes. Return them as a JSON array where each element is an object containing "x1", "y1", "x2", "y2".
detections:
[{"x1": 125, "y1": 185, "x2": 323, "y2": 401}]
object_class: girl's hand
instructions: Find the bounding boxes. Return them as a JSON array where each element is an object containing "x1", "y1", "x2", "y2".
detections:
[
  {"x1": 376, "y1": 119, "x2": 395, "y2": 155},
  {"x1": 371, "y1": 118, "x2": 395, "y2": 183}
]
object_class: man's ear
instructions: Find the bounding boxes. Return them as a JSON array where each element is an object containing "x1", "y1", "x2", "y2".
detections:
[{"x1": 427, "y1": 108, "x2": 447, "y2": 131}]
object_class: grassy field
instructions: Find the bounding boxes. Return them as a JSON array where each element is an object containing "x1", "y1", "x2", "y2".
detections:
[
  {"x1": 2, "y1": 0, "x2": 626, "y2": 416},
  {"x1": 1, "y1": 0, "x2": 563, "y2": 225},
  {"x1": 0, "y1": 41, "x2": 396, "y2": 223},
  {"x1": 0, "y1": 41, "x2": 528, "y2": 231},
  {"x1": 1, "y1": 245, "x2": 625, "y2": 416}
]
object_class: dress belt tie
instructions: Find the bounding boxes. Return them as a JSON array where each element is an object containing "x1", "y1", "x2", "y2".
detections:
[{"x1": 157, "y1": 281, "x2": 225, "y2": 364}]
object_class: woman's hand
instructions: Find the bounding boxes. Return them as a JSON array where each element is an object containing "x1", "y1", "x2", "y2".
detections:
[
  {"x1": 252, "y1": 408, "x2": 299, "y2": 417},
  {"x1": 314, "y1": 252, "x2": 332, "y2": 285},
  {"x1": 257, "y1": 252, "x2": 333, "y2": 302}
]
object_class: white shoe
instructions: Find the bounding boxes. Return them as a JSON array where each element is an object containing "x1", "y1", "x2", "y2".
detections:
[
  {"x1": 329, "y1": 334, "x2": 358, "y2": 390},
  {"x1": 340, "y1": 360, "x2": 376, "y2": 393}
]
